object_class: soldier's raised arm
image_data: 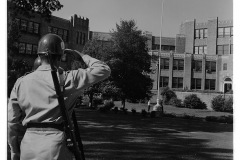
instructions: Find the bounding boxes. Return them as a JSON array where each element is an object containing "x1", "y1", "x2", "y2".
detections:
[{"x1": 63, "y1": 49, "x2": 111, "y2": 92}]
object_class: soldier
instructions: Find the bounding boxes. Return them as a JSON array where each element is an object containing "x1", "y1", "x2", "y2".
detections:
[{"x1": 8, "y1": 33, "x2": 111, "y2": 160}]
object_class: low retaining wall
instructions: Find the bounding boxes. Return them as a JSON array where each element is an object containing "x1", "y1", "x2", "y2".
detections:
[{"x1": 150, "y1": 90, "x2": 232, "y2": 110}]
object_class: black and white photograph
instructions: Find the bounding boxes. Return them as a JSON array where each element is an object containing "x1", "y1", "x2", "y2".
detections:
[{"x1": 5, "y1": 0, "x2": 237, "y2": 159}]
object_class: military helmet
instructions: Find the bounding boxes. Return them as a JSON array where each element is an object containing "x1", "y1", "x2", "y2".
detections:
[{"x1": 37, "y1": 33, "x2": 65, "y2": 55}]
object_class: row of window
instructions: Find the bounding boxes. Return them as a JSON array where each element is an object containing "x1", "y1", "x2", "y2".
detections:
[
  {"x1": 195, "y1": 27, "x2": 233, "y2": 39},
  {"x1": 159, "y1": 59, "x2": 184, "y2": 71},
  {"x1": 18, "y1": 42, "x2": 38, "y2": 54},
  {"x1": 194, "y1": 46, "x2": 207, "y2": 54},
  {"x1": 15, "y1": 18, "x2": 40, "y2": 34},
  {"x1": 76, "y1": 31, "x2": 86, "y2": 45},
  {"x1": 191, "y1": 78, "x2": 215, "y2": 90},
  {"x1": 194, "y1": 44, "x2": 233, "y2": 55},
  {"x1": 218, "y1": 27, "x2": 233, "y2": 38},
  {"x1": 159, "y1": 76, "x2": 215, "y2": 90},
  {"x1": 195, "y1": 28, "x2": 208, "y2": 39},
  {"x1": 48, "y1": 26, "x2": 69, "y2": 42},
  {"x1": 217, "y1": 44, "x2": 233, "y2": 55},
  {"x1": 159, "y1": 58, "x2": 217, "y2": 73},
  {"x1": 192, "y1": 60, "x2": 216, "y2": 72}
]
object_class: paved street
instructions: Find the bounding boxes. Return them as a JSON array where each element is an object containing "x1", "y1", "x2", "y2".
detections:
[{"x1": 75, "y1": 108, "x2": 233, "y2": 160}]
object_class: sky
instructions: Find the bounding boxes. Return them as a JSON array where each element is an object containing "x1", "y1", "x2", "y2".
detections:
[{"x1": 53, "y1": 0, "x2": 233, "y2": 38}]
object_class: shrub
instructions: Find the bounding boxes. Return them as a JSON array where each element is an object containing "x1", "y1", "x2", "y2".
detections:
[
  {"x1": 112, "y1": 107, "x2": 119, "y2": 114},
  {"x1": 93, "y1": 97, "x2": 103, "y2": 107},
  {"x1": 131, "y1": 108, "x2": 137, "y2": 114},
  {"x1": 161, "y1": 87, "x2": 177, "y2": 104},
  {"x1": 98, "y1": 100, "x2": 115, "y2": 112},
  {"x1": 120, "y1": 107, "x2": 128, "y2": 114},
  {"x1": 183, "y1": 94, "x2": 207, "y2": 109},
  {"x1": 163, "y1": 113, "x2": 177, "y2": 118},
  {"x1": 211, "y1": 95, "x2": 233, "y2": 113},
  {"x1": 224, "y1": 96, "x2": 233, "y2": 113},
  {"x1": 205, "y1": 115, "x2": 233, "y2": 124},
  {"x1": 141, "y1": 109, "x2": 147, "y2": 117},
  {"x1": 211, "y1": 95, "x2": 225, "y2": 112},
  {"x1": 169, "y1": 97, "x2": 183, "y2": 108}
]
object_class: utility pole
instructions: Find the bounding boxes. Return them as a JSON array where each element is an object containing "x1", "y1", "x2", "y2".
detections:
[{"x1": 153, "y1": 0, "x2": 164, "y2": 114}]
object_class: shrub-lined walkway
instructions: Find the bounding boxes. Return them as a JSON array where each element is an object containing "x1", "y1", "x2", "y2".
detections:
[
  {"x1": 114, "y1": 101, "x2": 233, "y2": 118},
  {"x1": 75, "y1": 107, "x2": 233, "y2": 160}
]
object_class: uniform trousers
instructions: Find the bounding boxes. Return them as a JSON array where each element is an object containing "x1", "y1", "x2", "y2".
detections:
[{"x1": 20, "y1": 128, "x2": 73, "y2": 160}]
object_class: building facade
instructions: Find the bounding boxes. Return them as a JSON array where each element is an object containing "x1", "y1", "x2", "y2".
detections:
[
  {"x1": 9, "y1": 10, "x2": 89, "y2": 66},
  {"x1": 149, "y1": 18, "x2": 233, "y2": 93}
]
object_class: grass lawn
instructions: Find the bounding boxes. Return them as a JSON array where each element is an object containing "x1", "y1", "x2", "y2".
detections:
[
  {"x1": 113, "y1": 101, "x2": 233, "y2": 118},
  {"x1": 75, "y1": 107, "x2": 233, "y2": 160}
]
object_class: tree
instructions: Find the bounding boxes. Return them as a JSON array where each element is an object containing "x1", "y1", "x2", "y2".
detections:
[
  {"x1": 8, "y1": 0, "x2": 63, "y2": 19},
  {"x1": 109, "y1": 19, "x2": 153, "y2": 107},
  {"x1": 82, "y1": 37, "x2": 117, "y2": 107}
]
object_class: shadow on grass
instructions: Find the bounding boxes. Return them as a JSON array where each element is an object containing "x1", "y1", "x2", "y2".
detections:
[{"x1": 75, "y1": 109, "x2": 233, "y2": 160}]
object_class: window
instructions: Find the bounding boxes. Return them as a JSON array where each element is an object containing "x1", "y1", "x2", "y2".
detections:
[
  {"x1": 48, "y1": 26, "x2": 69, "y2": 42},
  {"x1": 225, "y1": 27, "x2": 230, "y2": 36},
  {"x1": 28, "y1": 22, "x2": 33, "y2": 33},
  {"x1": 223, "y1": 63, "x2": 227, "y2": 70},
  {"x1": 173, "y1": 59, "x2": 184, "y2": 70},
  {"x1": 200, "y1": 29, "x2": 204, "y2": 39},
  {"x1": 32, "y1": 45, "x2": 38, "y2": 54},
  {"x1": 48, "y1": 26, "x2": 52, "y2": 33},
  {"x1": 20, "y1": 20, "x2": 27, "y2": 31},
  {"x1": 76, "y1": 31, "x2": 79, "y2": 44},
  {"x1": 194, "y1": 46, "x2": 207, "y2": 54},
  {"x1": 33, "y1": 23, "x2": 39, "y2": 34},
  {"x1": 63, "y1": 30, "x2": 68, "y2": 42},
  {"x1": 205, "y1": 79, "x2": 215, "y2": 90},
  {"x1": 58, "y1": 29, "x2": 63, "y2": 39},
  {"x1": 217, "y1": 45, "x2": 229, "y2": 55},
  {"x1": 26, "y1": 44, "x2": 32, "y2": 54},
  {"x1": 159, "y1": 76, "x2": 169, "y2": 87},
  {"x1": 83, "y1": 33, "x2": 86, "y2": 44},
  {"x1": 218, "y1": 27, "x2": 232, "y2": 38},
  {"x1": 191, "y1": 78, "x2": 201, "y2": 89},
  {"x1": 204, "y1": 28, "x2": 208, "y2": 38},
  {"x1": 195, "y1": 30, "x2": 199, "y2": 39},
  {"x1": 79, "y1": 32, "x2": 82, "y2": 44},
  {"x1": 192, "y1": 60, "x2": 202, "y2": 72},
  {"x1": 19, "y1": 43, "x2": 26, "y2": 53},
  {"x1": 194, "y1": 47, "x2": 199, "y2": 54},
  {"x1": 172, "y1": 77, "x2": 183, "y2": 88},
  {"x1": 160, "y1": 58, "x2": 169, "y2": 69},
  {"x1": 18, "y1": 43, "x2": 37, "y2": 54},
  {"x1": 206, "y1": 61, "x2": 216, "y2": 73},
  {"x1": 53, "y1": 27, "x2": 58, "y2": 34},
  {"x1": 195, "y1": 28, "x2": 207, "y2": 39}
]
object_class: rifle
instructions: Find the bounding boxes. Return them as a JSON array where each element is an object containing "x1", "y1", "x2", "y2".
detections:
[{"x1": 47, "y1": 53, "x2": 85, "y2": 160}]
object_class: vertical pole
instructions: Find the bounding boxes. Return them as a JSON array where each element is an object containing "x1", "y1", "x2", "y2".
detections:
[
  {"x1": 229, "y1": 38, "x2": 231, "y2": 54},
  {"x1": 156, "y1": 0, "x2": 164, "y2": 105}
]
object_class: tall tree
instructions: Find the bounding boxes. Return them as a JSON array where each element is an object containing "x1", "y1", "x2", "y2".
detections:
[
  {"x1": 82, "y1": 37, "x2": 118, "y2": 107},
  {"x1": 109, "y1": 19, "x2": 153, "y2": 107}
]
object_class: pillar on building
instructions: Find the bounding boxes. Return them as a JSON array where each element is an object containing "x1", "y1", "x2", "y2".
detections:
[
  {"x1": 183, "y1": 53, "x2": 192, "y2": 90},
  {"x1": 201, "y1": 53, "x2": 206, "y2": 90},
  {"x1": 216, "y1": 55, "x2": 221, "y2": 92},
  {"x1": 169, "y1": 51, "x2": 174, "y2": 88}
]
